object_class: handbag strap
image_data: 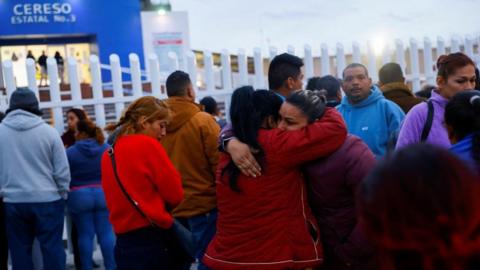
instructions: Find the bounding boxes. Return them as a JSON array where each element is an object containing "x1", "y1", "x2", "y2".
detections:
[
  {"x1": 420, "y1": 100, "x2": 434, "y2": 142},
  {"x1": 107, "y1": 146, "x2": 156, "y2": 227}
]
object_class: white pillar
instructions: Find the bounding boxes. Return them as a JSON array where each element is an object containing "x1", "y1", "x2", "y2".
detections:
[
  {"x1": 221, "y1": 49, "x2": 232, "y2": 91},
  {"x1": 269, "y1": 46, "x2": 278, "y2": 61},
  {"x1": 336, "y1": 43, "x2": 346, "y2": 79},
  {"x1": 147, "y1": 53, "x2": 162, "y2": 98},
  {"x1": 2, "y1": 60, "x2": 15, "y2": 100},
  {"x1": 352, "y1": 42, "x2": 361, "y2": 64},
  {"x1": 423, "y1": 37, "x2": 435, "y2": 85},
  {"x1": 304, "y1": 44, "x2": 314, "y2": 82},
  {"x1": 321, "y1": 43, "x2": 330, "y2": 76},
  {"x1": 110, "y1": 54, "x2": 125, "y2": 119},
  {"x1": 129, "y1": 53, "x2": 142, "y2": 98},
  {"x1": 409, "y1": 38, "x2": 421, "y2": 92},
  {"x1": 47, "y1": 57, "x2": 64, "y2": 133},
  {"x1": 253, "y1": 47, "x2": 265, "y2": 88},
  {"x1": 237, "y1": 49, "x2": 248, "y2": 86},
  {"x1": 437, "y1": 36, "x2": 446, "y2": 58},
  {"x1": 26, "y1": 58, "x2": 38, "y2": 97},
  {"x1": 395, "y1": 39, "x2": 406, "y2": 73},
  {"x1": 186, "y1": 51, "x2": 198, "y2": 93},
  {"x1": 89, "y1": 55, "x2": 106, "y2": 128},
  {"x1": 367, "y1": 41, "x2": 378, "y2": 82},
  {"x1": 287, "y1": 45, "x2": 295, "y2": 55},
  {"x1": 204, "y1": 51, "x2": 215, "y2": 92},
  {"x1": 67, "y1": 57, "x2": 82, "y2": 106}
]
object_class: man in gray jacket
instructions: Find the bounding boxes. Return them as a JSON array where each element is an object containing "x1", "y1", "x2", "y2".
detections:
[{"x1": 0, "y1": 88, "x2": 70, "y2": 270}]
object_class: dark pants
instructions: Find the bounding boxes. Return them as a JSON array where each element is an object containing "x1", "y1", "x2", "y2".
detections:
[
  {"x1": 177, "y1": 208, "x2": 218, "y2": 270},
  {"x1": 0, "y1": 201, "x2": 8, "y2": 270},
  {"x1": 5, "y1": 199, "x2": 66, "y2": 270},
  {"x1": 115, "y1": 226, "x2": 188, "y2": 270}
]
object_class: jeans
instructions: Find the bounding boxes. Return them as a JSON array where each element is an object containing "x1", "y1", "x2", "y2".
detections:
[
  {"x1": 4, "y1": 199, "x2": 66, "y2": 270},
  {"x1": 68, "y1": 187, "x2": 116, "y2": 270},
  {"x1": 187, "y1": 208, "x2": 218, "y2": 270},
  {"x1": 115, "y1": 226, "x2": 186, "y2": 270}
]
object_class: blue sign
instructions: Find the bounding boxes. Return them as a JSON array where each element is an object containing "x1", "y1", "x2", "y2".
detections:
[{"x1": 0, "y1": 0, "x2": 145, "y2": 81}]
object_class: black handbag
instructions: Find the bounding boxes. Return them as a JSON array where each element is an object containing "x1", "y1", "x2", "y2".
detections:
[{"x1": 107, "y1": 146, "x2": 196, "y2": 259}]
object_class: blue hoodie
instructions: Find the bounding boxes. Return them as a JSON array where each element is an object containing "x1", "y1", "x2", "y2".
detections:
[
  {"x1": 450, "y1": 134, "x2": 479, "y2": 172},
  {"x1": 0, "y1": 110, "x2": 70, "y2": 203},
  {"x1": 336, "y1": 85, "x2": 405, "y2": 157},
  {"x1": 67, "y1": 139, "x2": 109, "y2": 188}
]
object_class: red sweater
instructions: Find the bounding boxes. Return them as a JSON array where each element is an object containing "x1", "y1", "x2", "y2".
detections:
[
  {"x1": 204, "y1": 108, "x2": 347, "y2": 270},
  {"x1": 101, "y1": 134, "x2": 183, "y2": 234}
]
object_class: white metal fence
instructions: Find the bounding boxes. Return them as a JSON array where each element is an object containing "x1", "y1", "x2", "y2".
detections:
[{"x1": 1, "y1": 35, "x2": 479, "y2": 133}]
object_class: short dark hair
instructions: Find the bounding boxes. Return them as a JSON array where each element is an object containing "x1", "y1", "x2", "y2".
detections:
[
  {"x1": 268, "y1": 53, "x2": 303, "y2": 90},
  {"x1": 379, "y1": 62, "x2": 404, "y2": 84},
  {"x1": 343, "y1": 63, "x2": 369, "y2": 78},
  {"x1": 318, "y1": 75, "x2": 341, "y2": 100},
  {"x1": 200, "y1": 96, "x2": 218, "y2": 115},
  {"x1": 166, "y1": 70, "x2": 191, "y2": 97}
]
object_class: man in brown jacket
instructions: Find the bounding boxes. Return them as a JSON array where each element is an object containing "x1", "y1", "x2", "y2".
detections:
[
  {"x1": 378, "y1": 62, "x2": 425, "y2": 113},
  {"x1": 161, "y1": 70, "x2": 220, "y2": 270}
]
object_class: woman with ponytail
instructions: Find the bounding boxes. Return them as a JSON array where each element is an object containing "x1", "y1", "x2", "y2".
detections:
[
  {"x1": 445, "y1": 90, "x2": 480, "y2": 173},
  {"x1": 396, "y1": 52, "x2": 476, "y2": 149},
  {"x1": 204, "y1": 87, "x2": 347, "y2": 270},
  {"x1": 66, "y1": 119, "x2": 115, "y2": 270},
  {"x1": 101, "y1": 96, "x2": 185, "y2": 269}
]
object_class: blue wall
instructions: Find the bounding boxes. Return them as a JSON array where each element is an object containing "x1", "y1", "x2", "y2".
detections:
[{"x1": 0, "y1": 0, "x2": 145, "y2": 81}]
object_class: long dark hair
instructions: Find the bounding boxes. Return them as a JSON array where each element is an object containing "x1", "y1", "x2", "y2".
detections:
[
  {"x1": 223, "y1": 86, "x2": 283, "y2": 191},
  {"x1": 445, "y1": 90, "x2": 480, "y2": 163},
  {"x1": 358, "y1": 144, "x2": 480, "y2": 270}
]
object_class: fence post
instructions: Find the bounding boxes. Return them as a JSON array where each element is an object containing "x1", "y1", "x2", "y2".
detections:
[
  {"x1": 90, "y1": 55, "x2": 106, "y2": 128},
  {"x1": 238, "y1": 49, "x2": 248, "y2": 86},
  {"x1": 269, "y1": 46, "x2": 278, "y2": 60},
  {"x1": 437, "y1": 36, "x2": 446, "y2": 58},
  {"x1": 336, "y1": 43, "x2": 346, "y2": 79},
  {"x1": 287, "y1": 45, "x2": 295, "y2": 55},
  {"x1": 67, "y1": 57, "x2": 82, "y2": 108},
  {"x1": 47, "y1": 57, "x2": 64, "y2": 133},
  {"x1": 304, "y1": 44, "x2": 314, "y2": 83},
  {"x1": 451, "y1": 36, "x2": 460, "y2": 53},
  {"x1": 253, "y1": 47, "x2": 265, "y2": 88},
  {"x1": 2, "y1": 60, "x2": 15, "y2": 100},
  {"x1": 129, "y1": 53, "x2": 142, "y2": 98},
  {"x1": 148, "y1": 53, "x2": 162, "y2": 98},
  {"x1": 382, "y1": 45, "x2": 391, "y2": 65},
  {"x1": 186, "y1": 51, "x2": 198, "y2": 94},
  {"x1": 221, "y1": 49, "x2": 232, "y2": 91},
  {"x1": 321, "y1": 43, "x2": 330, "y2": 76},
  {"x1": 352, "y1": 42, "x2": 361, "y2": 63},
  {"x1": 26, "y1": 58, "x2": 38, "y2": 97},
  {"x1": 168, "y1": 51, "x2": 179, "y2": 73},
  {"x1": 395, "y1": 39, "x2": 406, "y2": 73},
  {"x1": 409, "y1": 38, "x2": 421, "y2": 92},
  {"x1": 110, "y1": 54, "x2": 125, "y2": 119},
  {"x1": 367, "y1": 41, "x2": 378, "y2": 82},
  {"x1": 204, "y1": 50, "x2": 215, "y2": 92},
  {"x1": 423, "y1": 37, "x2": 435, "y2": 85},
  {"x1": 465, "y1": 35, "x2": 474, "y2": 59}
]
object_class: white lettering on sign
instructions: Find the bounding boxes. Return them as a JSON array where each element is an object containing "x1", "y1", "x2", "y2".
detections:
[{"x1": 10, "y1": 2, "x2": 75, "y2": 24}]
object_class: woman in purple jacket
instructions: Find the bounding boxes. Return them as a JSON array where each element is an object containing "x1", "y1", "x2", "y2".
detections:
[
  {"x1": 396, "y1": 53, "x2": 476, "y2": 149},
  {"x1": 277, "y1": 90, "x2": 378, "y2": 270}
]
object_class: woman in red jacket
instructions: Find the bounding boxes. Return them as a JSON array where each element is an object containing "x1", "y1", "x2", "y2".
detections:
[
  {"x1": 101, "y1": 96, "x2": 184, "y2": 270},
  {"x1": 279, "y1": 90, "x2": 377, "y2": 270},
  {"x1": 203, "y1": 87, "x2": 347, "y2": 270}
]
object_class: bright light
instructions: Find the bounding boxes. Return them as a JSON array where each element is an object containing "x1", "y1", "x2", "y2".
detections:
[
  {"x1": 373, "y1": 37, "x2": 385, "y2": 56},
  {"x1": 157, "y1": 9, "x2": 167, "y2": 15}
]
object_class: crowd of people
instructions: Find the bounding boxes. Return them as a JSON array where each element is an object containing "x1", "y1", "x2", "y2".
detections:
[{"x1": 0, "y1": 50, "x2": 479, "y2": 270}]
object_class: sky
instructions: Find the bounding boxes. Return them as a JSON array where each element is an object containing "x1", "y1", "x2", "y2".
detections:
[{"x1": 170, "y1": 0, "x2": 480, "y2": 56}]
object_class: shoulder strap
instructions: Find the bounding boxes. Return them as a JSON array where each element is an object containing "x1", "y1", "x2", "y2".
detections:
[
  {"x1": 107, "y1": 146, "x2": 156, "y2": 227},
  {"x1": 420, "y1": 100, "x2": 434, "y2": 142}
]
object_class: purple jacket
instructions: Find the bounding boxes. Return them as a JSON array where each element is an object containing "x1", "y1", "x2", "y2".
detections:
[
  {"x1": 396, "y1": 90, "x2": 451, "y2": 149},
  {"x1": 304, "y1": 135, "x2": 377, "y2": 270}
]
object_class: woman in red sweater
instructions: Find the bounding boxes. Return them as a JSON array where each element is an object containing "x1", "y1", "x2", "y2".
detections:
[
  {"x1": 101, "y1": 96, "x2": 184, "y2": 270},
  {"x1": 203, "y1": 87, "x2": 347, "y2": 270}
]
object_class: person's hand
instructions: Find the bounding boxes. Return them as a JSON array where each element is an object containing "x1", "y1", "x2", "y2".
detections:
[{"x1": 226, "y1": 139, "x2": 261, "y2": 177}]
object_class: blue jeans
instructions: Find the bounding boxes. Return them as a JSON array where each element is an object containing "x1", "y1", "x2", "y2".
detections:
[
  {"x1": 4, "y1": 199, "x2": 66, "y2": 270},
  {"x1": 187, "y1": 208, "x2": 218, "y2": 270},
  {"x1": 68, "y1": 187, "x2": 116, "y2": 270}
]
